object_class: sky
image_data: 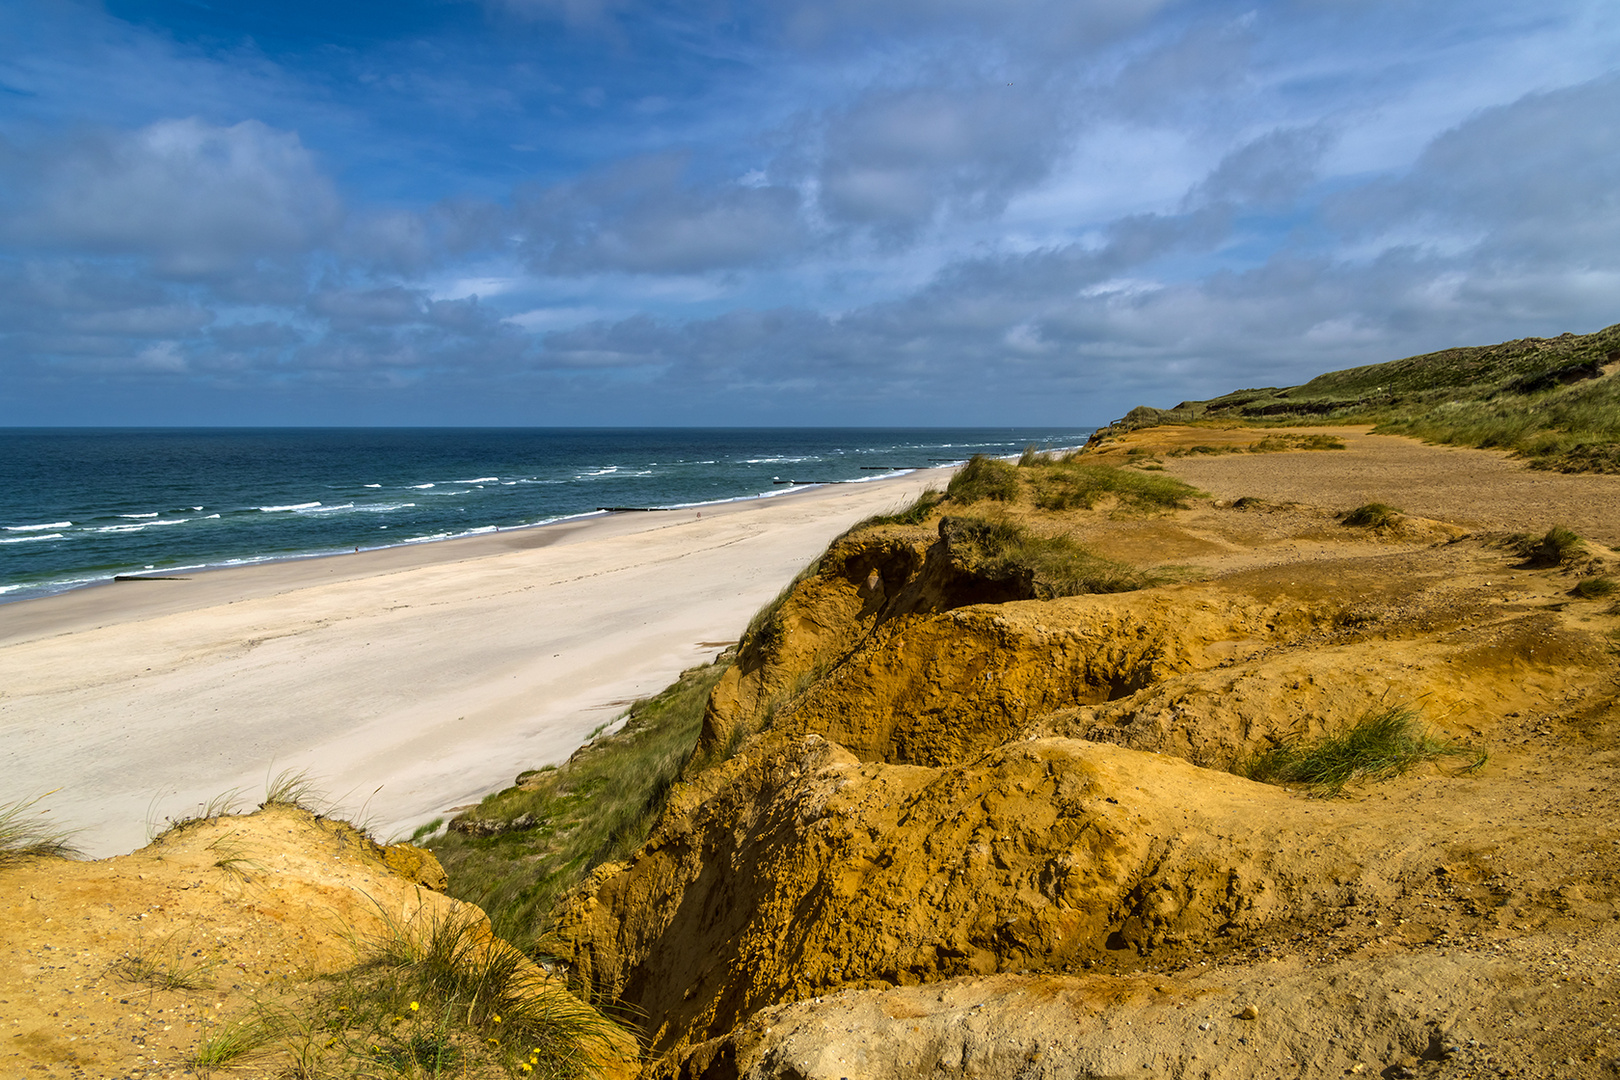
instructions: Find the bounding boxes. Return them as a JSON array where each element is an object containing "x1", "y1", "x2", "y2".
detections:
[{"x1": 1, "y1": 1, "x2": 1618, "y2": 426}]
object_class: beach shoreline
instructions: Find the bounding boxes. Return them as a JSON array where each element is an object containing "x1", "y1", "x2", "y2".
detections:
[{"x1": 0, "y1": 467, "x2": 954, "y2": 857}]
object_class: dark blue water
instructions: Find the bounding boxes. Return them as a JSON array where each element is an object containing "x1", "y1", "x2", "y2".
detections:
[{"x1": 0, "y1": 427, "x2": 1091, "y2": 602}]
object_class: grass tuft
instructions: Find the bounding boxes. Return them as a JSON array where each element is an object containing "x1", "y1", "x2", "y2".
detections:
[
  {"x1": 1023, "y1": 460, "x2": 1201, "y2": 513},
  {"x1": 1514, "y1": 525, "x2": 1586, "y2": 567},
  {"x1": 193, "y1": 1014, "x2": 276, "y2": 1075},
  {"x1": 116, "y1": 934, "x2": 218, "y2": 991},
  {"x1": 1573, "y1": 575, "x2": 1618, "y2": 599},
  {"x1": 946, "y1": 454, "x2": 1020, "y2": 503},
  {"x1": 263, "y1": 768, "x2": 325, "y2": 811},
  {"x1": 852, "y1": 488, "x2": 945, "y2": 529},
  {"x1": 0, "y1": 793, "x2": 79, "y2": 867},
  {"x1": 151, "y1": 788, "x2": 246, "y2": 839},
  {"x1": 1340, "y1": 503, "x2": 1402, "y2": 529},
  {"x1": 410, "y1": 818, "x2": 446, "y2": 843},
  {"x1": 214, "y1": 907, "x2": 623, "y2": 1078},
  {"x1": 945, "y1": 516, "x2": 1158, "y2": 597},
  {"x1": 1239, "y1": 705, "x2": 1484, "y2": 797}
]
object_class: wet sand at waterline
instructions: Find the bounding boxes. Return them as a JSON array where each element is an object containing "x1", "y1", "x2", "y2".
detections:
[{"x1": 0, "y1": 470, "x2": 951, "y2": 857}]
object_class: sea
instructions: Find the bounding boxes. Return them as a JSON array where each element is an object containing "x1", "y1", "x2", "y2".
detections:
[{"x1": 0, "y1": 427, "x2": 1093, "y2": 604}]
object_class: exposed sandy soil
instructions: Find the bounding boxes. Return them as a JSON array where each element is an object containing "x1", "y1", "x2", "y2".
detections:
[
  {"x1": 1091, "y1": 425, "x2": 1620, "y2": 546},
  {"x1": 0, "y1": 806, "x2": 456, "y2": 1078},
  {"x1": 553, "y1": 429, "x2": 1620, "y2": 1079}
]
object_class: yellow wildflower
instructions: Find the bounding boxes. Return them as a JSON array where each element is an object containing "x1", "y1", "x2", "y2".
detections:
[{"x1": 409, "y1": 1001, "x2": 420, "y2": 1012}]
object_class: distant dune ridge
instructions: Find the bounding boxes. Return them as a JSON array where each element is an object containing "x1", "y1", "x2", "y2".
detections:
[
  {"x1": 1097, "y1": 319, "x2": 1620, "y2": 474},
  {"x1": 5, "y1": 324, "x2": 1620, "y2": 1078}
]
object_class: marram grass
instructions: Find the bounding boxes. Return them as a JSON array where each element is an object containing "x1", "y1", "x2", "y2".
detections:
[
  {"x1": 1239, "y1": 705, "x2": 1484, "y2": 797},
  {"x1": 1573, "y1": 576, "x2": 1618, "y2": 599},
  {"x1": 197, "y1": 907, "x2": 623, "y2": 1079},
  {"x1": 944, "y1": 515, "x2": 1165, "y2": 597},
  {"x1": 1340, "y1": 502, "x2": 1402, "y2": 529},
  {"x1": 0, "y1": 793, "x2": 79, "y2": 867}
]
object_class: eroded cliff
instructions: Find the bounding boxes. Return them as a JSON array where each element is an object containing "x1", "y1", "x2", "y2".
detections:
[{"x1": 553, "y1": 435, "x2": 1620, "y2": 1079}]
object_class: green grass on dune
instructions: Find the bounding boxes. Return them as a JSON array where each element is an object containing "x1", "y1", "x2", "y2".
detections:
[
  {"x1": 1022, "y1": 457, "x2": 1202, "y2": 513},
  {"x1": 1239, "y1": 705, "x2": 1484, "y2": 797},
  {"x1": 944, "y1": 452, "x2": 1203, "y2": 514},
  {"x1": 944, "y1": 515, "x2": 1163, "y2": 597},
  {"x1": 945, "y1": 455, "x2": 1020, "y2": 503},
  {"x1": 1373, "y1": 373, "x2": 1620, "y2": 473},
  {"x1": 427, "y1": 658, "x2": 729, "y2": 951},
  {"x1": 1098, "y1": 320, "x2": 1620, "y2": 473}
]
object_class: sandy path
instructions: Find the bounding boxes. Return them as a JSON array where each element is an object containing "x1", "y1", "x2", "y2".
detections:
[
  {"x1": 1151, "y1": 426, "x2": 1620, "y2": 547},
  {"x1": 0, "y1": 472, "x2": 947, "y2": 857}
]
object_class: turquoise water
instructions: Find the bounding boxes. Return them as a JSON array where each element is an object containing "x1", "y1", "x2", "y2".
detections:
[{"x1": 0, "y1": 427, "x2": 1091, "y2": 602}]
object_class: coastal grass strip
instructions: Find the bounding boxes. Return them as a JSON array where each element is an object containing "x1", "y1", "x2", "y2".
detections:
[{"x1": 428, "y1": 657, "x2": 729, "y2": 950}]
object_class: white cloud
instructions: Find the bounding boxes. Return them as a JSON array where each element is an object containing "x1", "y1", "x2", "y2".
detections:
[{"x1": 5, "y1": 119, "x2": 340, "y2": 277}]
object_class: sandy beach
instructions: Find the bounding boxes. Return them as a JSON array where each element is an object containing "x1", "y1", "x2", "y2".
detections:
[{"x1": 0, "y1": 470, "x2": 950, "y2": 857}]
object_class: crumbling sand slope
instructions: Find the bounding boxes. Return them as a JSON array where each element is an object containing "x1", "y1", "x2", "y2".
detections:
[
  {"x1": 554, "y1": 432, "x2": 1620, "y2": 1079},
  {"x1": 0, "y1": 805, "x2": 453, "y2": 1078}
]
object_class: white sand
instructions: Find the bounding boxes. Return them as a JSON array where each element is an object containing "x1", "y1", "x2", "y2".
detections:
[{"x1": 0, "y1": 471, "x2": 950, "y2": 857}]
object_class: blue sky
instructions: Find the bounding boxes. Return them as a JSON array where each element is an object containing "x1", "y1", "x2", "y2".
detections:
[{"x1": 2, "y1": 0, "x2": 1618, "y2": 426}]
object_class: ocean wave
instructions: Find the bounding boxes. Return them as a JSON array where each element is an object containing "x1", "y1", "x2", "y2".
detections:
[
  {"x1": 301, "y1": 503, "x2": 355, "y2": 513},
  {"x1": 204, "y1": 513, "x2": 221, "y2": 519},
  {"x1": 259, "y1": 502, "x2": 322, "y2": 512},
  {"x1": 144, "y1": 518, "x2": 190, "y2": 527},
  {"x1": 409, "y1": 483, "x2": 435, "y2": 489},
  {"x1": 0, "y1": 573, "x2": 99, "y2": 596},
  {"x1": 453, "y1": 477, "x2": 499, "y2": 484},
  {"x1": 357, "y1": 502, "x2": 415, "y2": 512},
  {"x1": 742, "y1": 456, "x2": 814, "y2": 464},
  {"x1": 120, "y1": 512, "x2": 159, "y2": 519},
  {"x1": 577, "y1": 466, "x2": 619, "y2": 477},
  {"x1": 402, "y1": 525, "x2": 498, "y2": 544},
  {"x1": 363, "y1": 484, "x2": 382, "y2": 488},
  {"x1": 5, "y1": 521, "x2": 72, "y2": 531},
  {"x1": 95, "y1": 523, "x2": 150, "y2": 533},
  {"x1": 428, "y1": 490, "x2": 470, "y2": 496},
  {"x1": 0, "y1": 532, "x2": 65, "y2": 543}
]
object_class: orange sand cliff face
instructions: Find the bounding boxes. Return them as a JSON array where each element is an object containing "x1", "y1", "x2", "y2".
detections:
[{"x1": 553, "y1": 429, "x2": 1620, "y2": 1078}]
